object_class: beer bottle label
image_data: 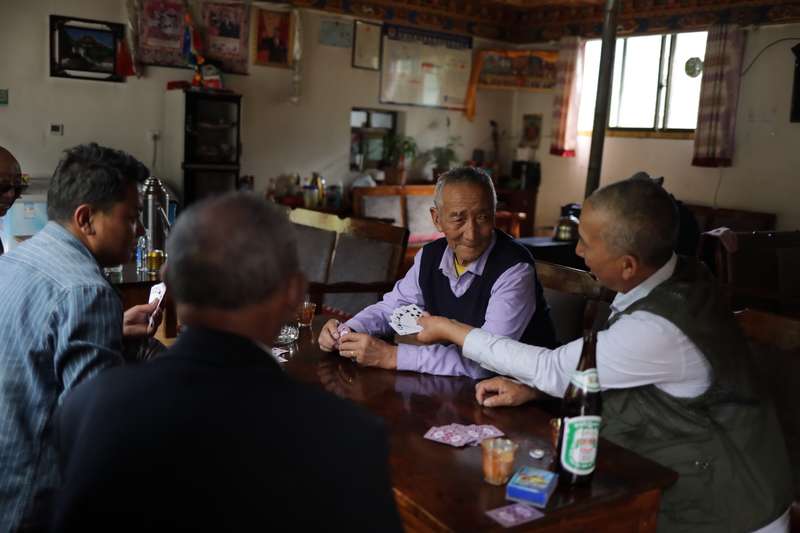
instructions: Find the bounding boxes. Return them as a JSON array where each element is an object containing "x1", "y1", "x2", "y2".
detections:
[
  {"x1": 560, "y1": 415, "x2": 601, "y2": 475},
  {"x1": 570, "y1": 369, "x2": 600, "y2": 393}
]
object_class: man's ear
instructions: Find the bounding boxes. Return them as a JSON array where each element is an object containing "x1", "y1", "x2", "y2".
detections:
[
  {"x1": 619, "y1": 254, "x2": 639, "y2": 282},
  {"x1": 73, "y1": 204, "x2": 95, "y2": 236},
  {"x1": 430, "y1": 206, "x2": 443, "y2": 232}
]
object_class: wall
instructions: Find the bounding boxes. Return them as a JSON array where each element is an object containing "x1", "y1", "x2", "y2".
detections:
[
  {"x1": 0, "y1": 0, "x2": 514, "y2": 197},
  {"x1": 511, "y1": 23, "x2": 800, "y2": 230}
]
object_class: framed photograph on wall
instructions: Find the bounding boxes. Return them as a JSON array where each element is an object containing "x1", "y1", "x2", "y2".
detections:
[
  {"x1": 202, "y1": 2, "x2": 250, "y2": 74},
  {"x1": 253, "y1": 7, "x2": 292, "y2": 68},
  {"x1": 352, "y1": 20, "x2": 381, "y2": 71},
  {"x1": 49, "y1": 15, "x2": 124, "y2": 82},
  {"x1": 137, "y1": 0, "x2": 188, "y2": 68}
]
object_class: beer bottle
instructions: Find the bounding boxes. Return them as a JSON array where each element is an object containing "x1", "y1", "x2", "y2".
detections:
[{"x1": 556, "y1": 329, "x2": 602, "y2": 486}]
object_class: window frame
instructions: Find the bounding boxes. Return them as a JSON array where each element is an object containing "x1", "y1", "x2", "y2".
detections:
[{"x1": 605, "y1": 30, "x2": 705, "y2": 135}]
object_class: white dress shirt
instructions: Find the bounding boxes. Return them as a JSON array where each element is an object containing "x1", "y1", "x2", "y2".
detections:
[
  {"x1": 464, "y1": 254, "x2": 789, "y2": 533},
  {"x1": 463, "y1": 254, "x2": 712, "y2": 398}
]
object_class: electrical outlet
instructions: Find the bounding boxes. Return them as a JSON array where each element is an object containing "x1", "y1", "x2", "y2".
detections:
[
  {"x1": 49, "y1": 123, "x2": 64, "y2": 136},
  {"x1": 147, "y1": 129, "x2": 161, "y2": 142}
]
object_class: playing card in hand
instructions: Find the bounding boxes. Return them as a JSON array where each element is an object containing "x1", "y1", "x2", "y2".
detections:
[
  {"x1": 147, "y1": 282, "x2": 166, "y2": 331},
  {"x1": 389, "y1": 304, "x2": 424, "y2": 335}
]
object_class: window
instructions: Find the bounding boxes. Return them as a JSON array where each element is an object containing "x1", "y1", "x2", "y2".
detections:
[
  {"x1": 578, "y1": 31, "x2": 707, "y2": 133},
  {"x1": 349, "y1": 108, "x2": 397, "y2": 170}
]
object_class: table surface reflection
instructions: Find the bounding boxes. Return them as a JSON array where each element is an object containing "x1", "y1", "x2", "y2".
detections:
[{"x1": 283, "y1": 316, "x2": 677, "y2": 532}]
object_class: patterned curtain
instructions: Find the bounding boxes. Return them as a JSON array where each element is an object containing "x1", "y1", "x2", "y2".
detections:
[
  {"x1": 692, "y1": 24, "x2": 745, "y2": 167},
  {"x1": 549, "y1": 36, "x2": 583, "y2": 157}
]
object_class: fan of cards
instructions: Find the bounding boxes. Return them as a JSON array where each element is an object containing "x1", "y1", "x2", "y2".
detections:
[
  {"x1": 147, "y1": 282, "x2": 167, "y2": 331},
  {"x1": 424, "y1": 423, "x2": 505, "y2": 447},
  {"x1": 389, "y1": 304, "x2": 424, "y2": 335}
]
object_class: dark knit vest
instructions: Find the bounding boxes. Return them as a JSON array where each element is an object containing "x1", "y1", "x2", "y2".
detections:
[
  {"x1": 419, "y1": 230, "x2": 558, "y2": 349},
  {"x1": 601, "y1": 256, "x2": 792, "y2": 533}
]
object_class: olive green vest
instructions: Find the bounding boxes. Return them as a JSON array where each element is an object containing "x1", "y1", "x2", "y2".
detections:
[{"x1": 601, "y1": 257, "x2": 792, "y2": 533}]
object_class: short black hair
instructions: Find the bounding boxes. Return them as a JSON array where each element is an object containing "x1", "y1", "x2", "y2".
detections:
[
  {"x1": 47, "y1": 143, "x2": 149, "y2": 222},
  {"x1": 587, "y1": 177, "x2": 678, "y2": 268}
]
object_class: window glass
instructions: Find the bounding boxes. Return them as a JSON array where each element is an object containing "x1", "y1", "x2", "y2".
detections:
[
  {"x1": 615, "y1": 34, "x2": 662, "y2": 128},
  {"x1": 665, "y1": 31, "x2": 707, "y2": 129}
]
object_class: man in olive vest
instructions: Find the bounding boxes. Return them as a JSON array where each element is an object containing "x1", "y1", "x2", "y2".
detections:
[{"x1": 418, "y1": 176, "x2": 792, "y2": 532}]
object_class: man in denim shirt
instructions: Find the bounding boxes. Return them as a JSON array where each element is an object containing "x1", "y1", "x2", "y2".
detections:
[{"x1": 0, "y1": 143, "x2": 159, "y2": 531}]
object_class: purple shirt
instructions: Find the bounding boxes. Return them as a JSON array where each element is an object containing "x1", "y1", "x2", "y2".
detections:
[{"x1": 345, "y1": 234, "x2": 537, "y2": 378}]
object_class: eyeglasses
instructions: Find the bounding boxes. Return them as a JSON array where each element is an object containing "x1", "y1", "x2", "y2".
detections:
[{"x1": 0, "y1": 173, "x2": 28, "y2": 197}]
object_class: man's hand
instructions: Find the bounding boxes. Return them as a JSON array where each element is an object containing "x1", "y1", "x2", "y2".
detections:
[
  {"x1": 123, "y1": 302, "x2": 159, "y2": 339},
  {"x1": 318, "y1": 319, "x2": 345, "y2": 352},
  {"x1": 416, "y1": 314, "x2": 473, "y2": 346},
  {"x1": 475, "y1": 377, "x2": 540, "y2": 407},
  {"x1": 338, "y1": 332, "x2": 398, "y2": 370}
]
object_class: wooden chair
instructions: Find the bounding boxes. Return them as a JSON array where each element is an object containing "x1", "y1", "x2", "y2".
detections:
[
  {"x1": 534, "y1": 260, "x2": 615, "y2": 344},
  {"x1": 735, "y1": 309, "x2": 800, "y2": 531},
  {"x1": 289, "y1": 208, "x2": 409, "y2": 319},
  {"x1": 699, "y1": 230, "x2": 800, "y2": 317}
]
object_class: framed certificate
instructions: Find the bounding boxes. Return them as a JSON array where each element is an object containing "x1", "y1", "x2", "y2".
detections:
[{"x1": 352, "y1": 20, "x2": 381, "y2": 71}]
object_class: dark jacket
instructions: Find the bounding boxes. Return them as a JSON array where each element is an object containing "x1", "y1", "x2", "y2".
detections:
[{"x1": 52, "y1": 326, "x2": 402, "y2": 532}]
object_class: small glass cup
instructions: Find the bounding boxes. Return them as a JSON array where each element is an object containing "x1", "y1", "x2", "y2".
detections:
[
  {"x1": 296, "y1": 301, "x2": 316, "y2": 327},
  {"x1": 481, "y1": 438, "x2": 518, "y2": 486},
  {"x1": 274, "y1": 323, "x2": 299, "y2": 345}
]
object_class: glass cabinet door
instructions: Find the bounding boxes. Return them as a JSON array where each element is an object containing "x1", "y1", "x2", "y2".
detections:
[{"x1": 185, "y1": 94, "x2": 241, "y2": 165}]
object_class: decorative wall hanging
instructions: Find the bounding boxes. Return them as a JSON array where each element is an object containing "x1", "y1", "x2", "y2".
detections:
[
  {"x1": 352, "y1": 20, "x2": 381, "y2": 70},
  {"x1": 137, "y1": 0, "x2": 188, "y2": 68},
  {"x1": 202, "y1": 2, "x2": 250, "y2": 74},
  {"x1": 253, "y1": 7, "x2": 292, "y2": 68},
  {"x1": 49, "y1": 15, "x2": 125, "y2": 82}
]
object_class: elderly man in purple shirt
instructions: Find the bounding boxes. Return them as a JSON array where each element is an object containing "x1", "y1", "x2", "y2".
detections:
[{"x1": 318, "y1": 167, "x2": 557, "y2": 378}]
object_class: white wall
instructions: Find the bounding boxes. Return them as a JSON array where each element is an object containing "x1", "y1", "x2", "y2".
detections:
[
  {"x1": 0, "y1": 0, "x2": 514, "y2": 197},
  {"x1": 513, "y1": 23, "x2": 800, "y2": 230}
]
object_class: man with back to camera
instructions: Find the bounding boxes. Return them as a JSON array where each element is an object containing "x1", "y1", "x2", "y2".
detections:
[
  {"x1": 0, "y1": 146, "x2": 26, "y2": 254},
  {"x1": 318, "y1": 166, "x2": 557, "y2": 377},
  {"x1": 418, "y1": 176, "x2": 792, "y2": 532},
  {"x1": 0, "y1": 143, "x2": 159, "y2": 532},
  {"x1": 52, "y1": 193, "x2": 403, "y2": 532}
]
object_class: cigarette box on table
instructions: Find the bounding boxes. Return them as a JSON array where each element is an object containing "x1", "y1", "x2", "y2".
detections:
[{"x1": 505, "y1": 466, "x2": 558, "y2": 508}]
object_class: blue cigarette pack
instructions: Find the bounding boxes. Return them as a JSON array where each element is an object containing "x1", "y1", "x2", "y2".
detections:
[{"x1": 505, "y1": 466, "x2": 558, "y2": 508}]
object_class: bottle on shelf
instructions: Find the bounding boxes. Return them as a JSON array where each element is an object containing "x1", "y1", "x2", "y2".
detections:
[{"x1": 556, "y1": 328, "x2": 602, "y2": 487}]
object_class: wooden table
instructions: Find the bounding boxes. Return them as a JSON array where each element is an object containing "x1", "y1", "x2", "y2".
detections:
[{"x1": 284, "y1": 316, "x2": 677, "y2": 532}]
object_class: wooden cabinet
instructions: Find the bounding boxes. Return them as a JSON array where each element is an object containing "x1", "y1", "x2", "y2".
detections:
[
  {"x1": 496, "y1": 188, "x2": 538, "y2": 236},
  {"x1": 163, "y1": 89, "x2": 242, "y2": 206}
]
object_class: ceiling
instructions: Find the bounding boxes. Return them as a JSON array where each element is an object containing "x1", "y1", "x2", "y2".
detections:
[{"x1": 291, "y1": 0, "x2": 800, "y2": 42}]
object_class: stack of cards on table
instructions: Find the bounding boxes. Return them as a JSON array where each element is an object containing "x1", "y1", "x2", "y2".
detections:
[
  {"x1": 485, "y1": 503, "x2": 543, "y2": 528},
  {"x1": 271, "y1": 347, "x2": 289, "y2": 363},
  {"x1": 505, "y1": 466, "x2": 558, "y2": 508},
  {"x1": 389, "y1": 304, "x2": 423, "y2": 335},
  {"x1": 424, "y1": 423, "x2": 504, "y2": 447}
]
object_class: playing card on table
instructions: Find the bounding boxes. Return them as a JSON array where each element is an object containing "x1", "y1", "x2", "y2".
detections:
[
  {"x1": 486, "y1": 503, "x2": 543, "y2": 528},
  {"x1": 424, "y1": 424, "x2": 469, "y2": 447},
  {"x1": 389, "y1": 304, "x2": 424, "y2": 335},
  {"x1": 463, "y1": 424, "x2": 505, "y2": 446},
  {"x1": 271, "y1": 347, "x2": 289, "y2": 363}
]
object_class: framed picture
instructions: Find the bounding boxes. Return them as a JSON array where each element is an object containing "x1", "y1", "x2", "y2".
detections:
[
  {"x1": 137, "y1": 0, "x2": 188, "y2": 69},
  {"x1": 253, "y1": 8, "x2": 292, "y2": 68},
  {"x1": 352, "y1": 20, "x2": 381, "y2": 71},
  {"x1": 202, "y1": 2, "x2": 250, "y2": 74},
  {"x1": 49, "y1": 15, "x2": 124, "y2": 82}
]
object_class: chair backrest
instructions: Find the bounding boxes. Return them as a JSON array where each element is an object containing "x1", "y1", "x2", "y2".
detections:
[
  {"x1": 289, "y1": 208, "x2": 409, "y2": 316},
  {"x1": 700, "y1": 230, "x2": 800, "y2": 316},
  {"x1": 534, "y1": 260, "x2": 615, "y2": 344},
  {"x1": 735, "y1": 309, "x2": 800, "y2": 505}
]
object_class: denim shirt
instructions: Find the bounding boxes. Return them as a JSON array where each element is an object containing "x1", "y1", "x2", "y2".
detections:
[{"x1": 0, "y1": 222, "x2": 124, "y2": 530}]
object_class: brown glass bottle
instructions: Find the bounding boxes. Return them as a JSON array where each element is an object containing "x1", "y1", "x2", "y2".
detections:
[{"x1": 556, "y1": 329, "x2": 602, "y2": 487}]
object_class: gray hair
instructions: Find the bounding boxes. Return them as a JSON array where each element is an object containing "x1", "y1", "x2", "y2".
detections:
[
  {"x1": 165, "y1": 192, "x2": 299, "y2": 309},
  {"x1": 586, "y1": 176, "x2": 678, "y2": 268},
  {"x1": 434, "y1": 166, "x2": 497, "y2": 212}
]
